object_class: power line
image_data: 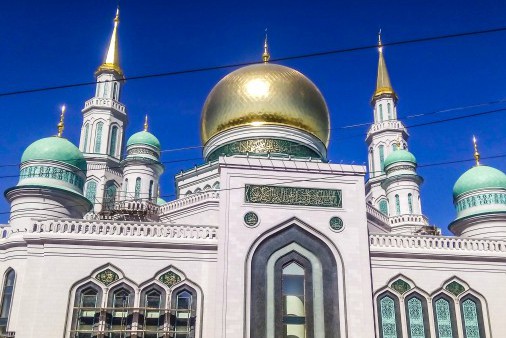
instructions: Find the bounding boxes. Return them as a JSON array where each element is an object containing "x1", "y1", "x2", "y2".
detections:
[{"x1": 2, "y1": 25, "x2": 506, "y2": 97}]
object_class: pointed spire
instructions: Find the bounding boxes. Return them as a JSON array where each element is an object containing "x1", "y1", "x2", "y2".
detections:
[
  {"x1": 144, "y1": 114, "x2": 149, "y2": 131},
  {"x1": 473, "y1": 135, "x2": 480, "y2": 166},
  {"x1": 96, "y1": 6, "x2": 124, "y2": 77},
  {"x1": 262, "y1": 29, "x2": 270, "y2": 63},
  {"x1": 57, "y1": 105, "x2": 66, "y2": 137},
  {"x1": 373, "y1": 30, "x2": 397, "y2": 101}
]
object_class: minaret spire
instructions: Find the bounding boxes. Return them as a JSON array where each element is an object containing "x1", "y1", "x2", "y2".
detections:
[
  {"x1": 97, "y1": 6, "x2": 123, "y2": 76},
  {"x1": 473, "y1": 135, "x2": 480, "y2": 166},
  {"x1": 144, "y1": 114, "x2": 149, "y2": 131},
  {"x1": 262, "y1": 29, "x2": 270, "y2": 63},
  {"x1": 373, "y1": 30, "x2": 396, "y2": 101},
  {"x1": 57, "y1": 105, "x2": 66, "y2": 137}
]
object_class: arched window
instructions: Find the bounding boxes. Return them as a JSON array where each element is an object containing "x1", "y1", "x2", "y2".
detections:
[
  {"x1": 379, "y1": 104, "x2": 384, "y2": 122},
  {"x1": 71, "y1": 283, "x2": 102, "y2": 338},
  {"x1": 460, "y1": 295, "x2": 485, "y2": 338},
  {"x1": 113, "y1": 82, "x2": 118, "y2": 100},
  {"x1": 104, "y1": 82, "x2": 110, "y2": 97},
  {"x1": 124, "y1": 178, "x2": 129, "y2": 200},
  {"x1": 392, "y1": 144, "x2": 398, "y2": 152},
  {"x1": 109, "y1": 126, "x2": 118, "y2": 157},
  {"x1": 83, "y1": 124, "x2": 90, "y2": 152},
  {"x1": 135, "y1": 178, "x2": 141, "y2": 200},
  {"x1": 104, "y1": 181, "x2": 117, "y2": 210},
  {"x1": 105, "y1": 287, "x2": 134, "y2": 337},
  {"x1": 387, "y1": 103, "x2": 392, "y2": 120},
  {"x1": 94, "y1": 122, "x2": 104, "y2": 153},
  {"x1": 149, "y1": 180, "x2": 154, "y2": 201},
  {"x1": 171, "y1": 286, "x2": 197, "y2": 338},
  {"x1": 405, "y1": 294, "x2": 429, "y2": 338},
  {"x1": 139, "y1": 287, "x2": 165, "y2": 337},
  {"x1": 377, "y1": 292, "x2": 401, "y2": 338},
  {"x1": 433, "y1": 295, "x2": 457, "y2": 338},
  {"x1": 0, "y1": 270, "x2": 15, "y2": 334},
  {"x1": 85, "y1": 181, "x2": 97, "y2": 204},
  {"x1": 369, "y1": 148, "x2": 375, "y2": 176},
  {"x1": 212, "y1": 182, "x2": 220, "y2": 190},
  {"x1": 408, "y1": 194, "x2": 413, "y2": 214},
  {"x1": 379, "y1": 199, "x2": 388, "y2": 215},
  {"x1": 379, "y1": 145, "x2": 385, "y2": 172},
  {"x1": 395, "y1": 195, "x2": 401, "y2": 215}
]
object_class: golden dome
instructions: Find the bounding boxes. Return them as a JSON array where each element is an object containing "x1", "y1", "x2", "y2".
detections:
[{"x1": 200, "y1": 63, "x2": 330, "y2": 145}]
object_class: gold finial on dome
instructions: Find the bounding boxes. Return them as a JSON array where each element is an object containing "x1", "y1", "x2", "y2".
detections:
[
  {"x1": 473, "y1": 135, "x2": 480, "y2": 166},
  {"x1": 262, "y1": 29, "x2": 270, "y2": 63},
  {"x1": 373, "y1": 30, "x2": 397, "y2": 102},
  {"x1": 144, "y1": 114, "x2": 149, "y2": 131},
  {"x1": 96, "y1": 6, "x2": 123, "y2": 77},
  {"x1": 57, "y1": 105, "x2": 66, "y2": 137}
]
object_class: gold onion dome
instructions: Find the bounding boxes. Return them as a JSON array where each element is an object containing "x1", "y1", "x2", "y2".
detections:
[{"x1": 200, "y1": 63, "x2": 330, "y2": 146}]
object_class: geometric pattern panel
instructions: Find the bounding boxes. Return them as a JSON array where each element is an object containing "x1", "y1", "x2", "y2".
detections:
[
  {"x1": 462, "y1": 299, "x2": 481, "y2": 338},
  {"x1": 159, "y1": 271, "x2": 182, "y2": 288},
  {"x1": 435, "y1": 298, "x2": 454, "y2": 338},
  {"x1": 380, "y1": 296, "x2": 398, "y2": 338},
  {"x1": 407, "y1": 297, "x2": 426, "y2": 338},
  {"x1": 95, "y1": 268, "x2": 119, "y2": 286},
  {"x1": 391, "y1": 279, "x2": 411, "y2": 295},
  {"x1": 445, "y1": 281, "x2": 465, "y2": 296}
]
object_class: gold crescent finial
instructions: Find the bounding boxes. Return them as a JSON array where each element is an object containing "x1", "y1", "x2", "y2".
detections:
[
  {"x1": 144, "y1": 114, "x2": 149, "y2": 131},
  {"x1": 262, "y1": 29, "x2": 270, "y2": 63},
  {"x1": 57, "y1": 105, "x2": 66, "y2": 137},
  {"x1": 473, "y1": 135, "x2": 480, "y2": 166}
]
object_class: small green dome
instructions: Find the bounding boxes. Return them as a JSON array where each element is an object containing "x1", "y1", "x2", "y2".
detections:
[
  {"x1": 384, "y1": 149, "x2": 417, "y2": 168},
  {"x1": 156, "y1": 197, "x2": 166, "y2": 205},
  {"x1": 453, "y1": 165, "x2": 506, "y2": 199},
  {"x1": 127, "y1": 131, "x2": 160, "y2": 149},
  {"x1": 21, "y1": 136, "x2": 87, "y2": 172}
]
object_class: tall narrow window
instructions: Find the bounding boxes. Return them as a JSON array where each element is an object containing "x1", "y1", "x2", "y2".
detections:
[
  {"x1": 149, "y1": 180, "x2": 154, "y2": 201},
  {"x1": 369, "y1": 149, "x2": 375, "y2": 176},
  {"x1": 171, "y1": 287, "x2": 196, "y2": 338},
  {"x1": 461, "y1": 297, "x2": 484, "y2": 338},
  {"x1": 83, "y1": 124, "x2": 89, "y2": 152},
  {"x1": 104, "y1": 181, "x2": 117, "y2": 210},
  {"x1": 72, "y1": 287, "x2": 100, "y2": 338},
  {"x1": 0, "y1": 270, "x2": 15, "y2": 334},
  {"x1": 379, "y1": 199, "x2": 388, "y2": 215},
  {"x1": 392, "y1": 144, "x2": 398, "y2": 152},
  {"x1": 85, "y1": 181, "x2": 97, "y2": 204},
  {"x1": 124, "y1": 179, "x2": 129, "y2": 200},
  {"x1": 109, "y1": 126, "x2": 118, "y2": 157},
  {"x1": 379, "y1": 104, "x2": 384, "y2": 122},
  {"x1": 378, "y1": 294, "x2": 400, "y2": 338},
  {"x1": 387, "y1": 103, "x2": 392, "y2": 120},
  {"x1": 434, "y1": 297, "x2": 455, "y2": 338},
  {"x1": 379, "y1": 145, "x2": 385, "y2": 172},
  {"x1": 282, "y1": 262, "x2": 306, "y2": 338},
  {"x1": 406, "y1": 295, "x2": 428, "y2": 338},
  {"x1": 94, "y1": 122, "x2": 104, "y2": 153},
  {"x1": 106, "y1": 288, "x2": 133, "y2": 338},
  {"x1": 141, "y1": 289, "x2": 164, "y2": 338},
  {"x1": 395, "y1": 195, "x2": 401, "y2": 215},
  {"x1": 408, "y1": 194, "x2": 413, "y2": 214},
  {"x1": 104, "y1": 82, "x2": 110, "y2": 97},
  {"x1": 135, "y1": 178, "x2": 141, "y2": 200},
  {"x1": 113, "y1": 82, "x2": 118, "y2": 100}
]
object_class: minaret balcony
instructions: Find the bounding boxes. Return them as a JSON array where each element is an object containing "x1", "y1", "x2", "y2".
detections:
[
  {"x1": 389, "y1": 213, "x2": 428, "y2": 226},
  {"x1": 99, "y1": 199, "x2": 160, "y2": 222},
  {"x1": 84, "y1": 97, "x2": 126, "y2": 114},
  {"x1": 367, "y1": 120, "x2": 407, "y2": 136}
]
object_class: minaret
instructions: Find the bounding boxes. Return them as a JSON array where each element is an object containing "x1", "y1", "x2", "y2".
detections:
[
  {"x1": 365, "y1": 31, "x2": 409, "y2": 211},
  {"x1": 80, "y1": 6, "x2": 127, "y2": 214}
]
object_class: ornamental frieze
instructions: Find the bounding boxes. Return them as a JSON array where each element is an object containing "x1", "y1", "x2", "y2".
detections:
[{"x1": 245, "y1": 184, "x2": 342, "y2": 208}]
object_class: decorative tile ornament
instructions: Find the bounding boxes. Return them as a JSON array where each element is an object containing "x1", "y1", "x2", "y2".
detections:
[
  {"x1": 245, "y1": 184, "x2": 342, "y2": 208},
  {"x1": 159, "y1": 271, "x2": 182, "y2": 288},
  {"x1": 329, "y1": 217, "x2": 344, "y2": 231},
  {"x1": 244, "y1": 212, "x2": 259, "y2": 227},
  {"x1": 391, "y1": 279, "x2": 411, "y2": 295},
  {"x1": 445, "y1": 281, "x2": 465, "y2": 296},
  {"x1": 95, "y1": 269, "x2": 119, "y2": 286}
]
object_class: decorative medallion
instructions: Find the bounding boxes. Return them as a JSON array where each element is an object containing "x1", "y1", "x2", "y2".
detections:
[
  {"x1": 329, "y1": 216, "x2": 344, "y2": 231},
  {"x1": 445, "y1": 281, "x2": 465, "y2": 296},
  {"x1": 244, "y1": 212, "x2": 259, "y2": 227},
  {"x1": 159, "y1": 271, "x2": 182, "y2": 288},
  {"x1": 245, "y1": 184, "x2": 342, "y2": 208},
  {"x1": 391, "y1": 279, "x2": 411, "y2": 295},
  {"x1": 95, "y1": 269, "x2": 119, "y2": 286}
]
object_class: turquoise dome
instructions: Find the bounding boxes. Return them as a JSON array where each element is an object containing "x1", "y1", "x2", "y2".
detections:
[
  {"x1": 156, "y1": 197, "x2": 166, "y2": 205},
  {"x1": 127, "y1": 131, "x2": 160, "y2": 149},
  {"x1": 384, "y1": 149, "x2": 417, "y2": 168},
  {"x1": 453, "y1": 165, "x2": 506, "y2": 199},
  {"x1": 21, "y1": 137, "x2": 87, "y2": 172}
]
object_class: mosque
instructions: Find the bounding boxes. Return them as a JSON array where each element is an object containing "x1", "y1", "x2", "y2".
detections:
[{"x1": 1, "y1": 7, "x2": 506, "y2": 338}]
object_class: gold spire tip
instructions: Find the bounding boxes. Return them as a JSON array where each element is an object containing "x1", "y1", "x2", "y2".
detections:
[
  {"x1": 144, "y1": 115, "x2": 149, "y2": 131},
  {"x1": 262, "y1": 28, "x2": 270, "y2": 63},
  {"x1": 378, "y1": 29, "x2": 383, "y2": 52},
  {"x1": 115, "y1": 6, "x2": 120, "y2": 22},
  {"x1": 57, "y1": 105, "x2": 66, "y2": 137},
  {"x1": 473, "y1": 135, "x2": 480, "y2": 166}
]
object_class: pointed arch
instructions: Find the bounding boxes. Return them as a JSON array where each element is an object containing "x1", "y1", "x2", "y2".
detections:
[{"x1": 0, "y1": 269, "x2": 15, "y2": 334}]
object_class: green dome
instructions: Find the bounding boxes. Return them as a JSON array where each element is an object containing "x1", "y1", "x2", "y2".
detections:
[
  {"x1": 21, "y1": 136, "x2": 87, "y2": 172},
  {"x1": 127, "y1": 131, "x2": 160, "y2": 149},
  {"x1": 453, "y1": 165, "x2": 506, "y2": 199},
  {"x1": 384, "y1": 149, "x2": 417, "y2": 168},
  {"x1": 156, "y1": 197, "x2": 166, "y2": 205}
]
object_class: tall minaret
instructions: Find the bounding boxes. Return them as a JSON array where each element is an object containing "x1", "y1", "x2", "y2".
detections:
[
  {"x1": 80, "y1": 7, "x2": 127, "y2": 213},
  {"x1": 365, "y1": 32, "x2": 409, "y2": 212}
]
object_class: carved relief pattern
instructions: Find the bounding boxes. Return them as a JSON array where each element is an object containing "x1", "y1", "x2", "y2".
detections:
[{"x1": 245, "y1": 184, "x2": 342, "y2": 208}]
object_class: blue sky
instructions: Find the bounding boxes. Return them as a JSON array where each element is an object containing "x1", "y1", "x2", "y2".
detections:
[{"x1": 1, "y1": 0, "x2": 506, "y2": 233}]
